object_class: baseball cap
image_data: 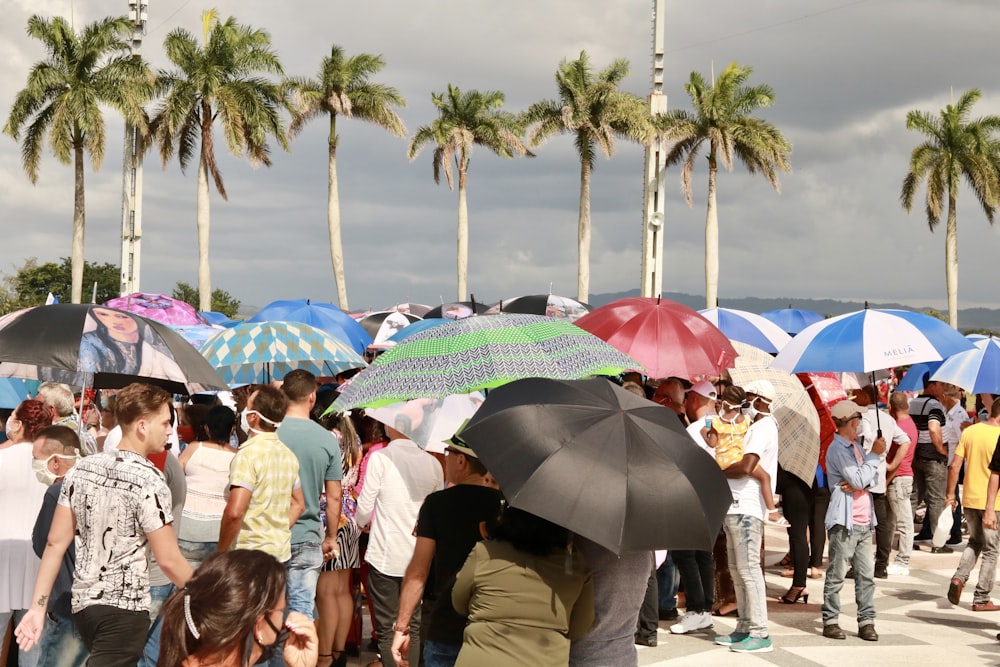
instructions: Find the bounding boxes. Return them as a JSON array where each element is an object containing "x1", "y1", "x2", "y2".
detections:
[
  {"x1": 830, "y1": 399, "x2": 863, "y2": 423},
  {"x1": 687, "y1": 380, "x2": 718, "y2": 400},
  {"x1": 743, "y1": 379, "x2": 776, "y2": 402}
]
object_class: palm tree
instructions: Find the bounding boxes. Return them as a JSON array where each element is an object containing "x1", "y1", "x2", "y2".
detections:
[
  {"x1": 285, "y1": 46, "x2": 406, "y2": 310},
  {"x1": 901, "y1": 89, "x2": 1000, "y2": 329},
  {"x1": 408, "y1": 85, "x2": 530, "y2": 301},
  {"x1": 4, "y1": 15, "x2": 154, "y2": 304},
  {"x1": 523, "y1": 51, "x2": 651, "y2": 303},
  {"x1": 659, "y1": 62, "x2": 792, "y2": 309},
  {"x1": 150, "y1": 11, "x2": 287, "y2": 312}
]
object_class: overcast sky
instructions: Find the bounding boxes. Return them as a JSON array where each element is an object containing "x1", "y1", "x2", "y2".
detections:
[{"x1": 3, "y1": 0, "x2": 998, "y2": 314}]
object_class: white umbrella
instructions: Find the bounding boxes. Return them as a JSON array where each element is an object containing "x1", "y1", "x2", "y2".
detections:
[{"x1": 366, "y1": 392, "x2": 485, "y2": 453}]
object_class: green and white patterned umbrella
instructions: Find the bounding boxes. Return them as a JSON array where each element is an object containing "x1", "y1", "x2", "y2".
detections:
[
  {"x1": 329, "y1": 314, "x2": 643, "y2": 411},
  {"x1": 199, "y1": 321, "x2": 367, "y2": 385}
]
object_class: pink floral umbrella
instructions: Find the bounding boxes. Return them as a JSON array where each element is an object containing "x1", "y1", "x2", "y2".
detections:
[{"x1": 104, "y1": 292, "x2": 205, "y2": 327}]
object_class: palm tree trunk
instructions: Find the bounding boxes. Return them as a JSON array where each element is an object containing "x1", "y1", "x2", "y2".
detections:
[
  {"x1": 71, "y1": 142, "x2": 86, "y2": 304},
  {"x1": 456, "y1": 162, "x2": 469, "y2": 301},
  {"x1": 327, "y1": 115, "x2": 349, "y2": 310},
  {"x1": 704, "y1": 151, "x2": 720, "y2": 309},
  {"x1": 196, "y1": 153, "x2": 212, "y2": 313},
  {"x1": 578, "y1": 159, "x2": 592, "y2": 303},
  {"x1": 945, "y1": 192, "x2": 959, "y2": 329}
]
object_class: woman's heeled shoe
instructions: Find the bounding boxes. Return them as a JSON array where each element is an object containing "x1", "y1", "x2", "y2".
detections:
[{"x1": 778, "y1": 586, "x2": 808, "y2": 604}]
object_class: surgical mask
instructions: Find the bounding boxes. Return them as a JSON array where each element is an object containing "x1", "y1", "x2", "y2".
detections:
[
  {"x1": 240, "y1": 409, "x2": 281, "y2": 435},
  {"x1": 742, "y1": 403, "x2": 759, "y2": 421},
  {"x1": 32, "y1": 453, "x2": 77, "y2": 486}
]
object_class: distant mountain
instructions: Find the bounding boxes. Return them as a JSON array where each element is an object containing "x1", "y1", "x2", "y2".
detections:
[{"x1": 589, "y1": 290, "x2": 1000, "y2": 334}]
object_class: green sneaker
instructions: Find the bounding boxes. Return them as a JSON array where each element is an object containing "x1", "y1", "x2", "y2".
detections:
[
  {"x1": 730, "y1": 635, "x2": 773, "y2": 653},
  {"x1": 714, "y1": 632, "x2": 750, "y2": 646}
]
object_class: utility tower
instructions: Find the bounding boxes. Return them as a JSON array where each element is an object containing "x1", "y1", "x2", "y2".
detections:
[
  {"x1": 640, "y1": 0, "x2": 667, "y2": 298},
  {"x1": 119, "y1": 0, "x2": 148, "y2": 296}
]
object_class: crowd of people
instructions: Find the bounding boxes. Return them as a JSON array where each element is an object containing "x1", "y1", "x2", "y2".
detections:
[{"x1": 1, "y1": 368, "x2": 999, "y2": 666}]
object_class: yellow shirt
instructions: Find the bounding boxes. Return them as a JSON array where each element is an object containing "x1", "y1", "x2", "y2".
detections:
[
  {"x1": 955, "y1": 422, "x2": 1000, "y2": 511},
  {"x1": 229, "y1": 431, "x2": 300, "y2": 562}
]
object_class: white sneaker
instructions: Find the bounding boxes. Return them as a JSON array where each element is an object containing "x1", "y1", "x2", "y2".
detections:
[
  {"x1": 886, "y1": 562, "x2": 910, "y2": 576},
  {"x1": 670, "y1": 611, "x2": 713, "y2": 634}
]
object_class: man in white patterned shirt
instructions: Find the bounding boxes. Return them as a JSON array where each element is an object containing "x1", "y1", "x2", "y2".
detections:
[{"x1": 15, "y1": 383, "x2": 193, "y2": 667}]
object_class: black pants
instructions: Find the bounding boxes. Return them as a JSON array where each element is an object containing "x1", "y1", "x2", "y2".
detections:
[
  {"x1": 366, "y1": 566, "x2": 420, "y2": 667},
  {"x1": 872, "y1": 492, "x2": 892, "y2": 568},
  {"x1": 73, "y1": 605, "x2": 149, "y2": 667},
  {"x1": 672, "y1": 550, "x2": 714, "y2": 612},
  {"x1": 810, "y1": 483, "x2": 831, "y2": 568},
  {"x1": 778, "y1": 467, "x2": 814, "y2": 587},
  {"x1": 636, "y1": 566, "x2": 659, "y2": 639}
]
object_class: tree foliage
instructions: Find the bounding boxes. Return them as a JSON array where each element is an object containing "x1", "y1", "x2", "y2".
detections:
[
  {"x1": 171, "y1": 281, "x2": 240, "y2": 318},
  {"x1": 0, "y1": 257, "x2": 120, "y2": 313}
]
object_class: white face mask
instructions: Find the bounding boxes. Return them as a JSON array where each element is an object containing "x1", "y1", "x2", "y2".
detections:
[
  {"x1": 240, "y1": 408, "x2": 281, "y2": 435},
  {"x1": 32, "y1": 453, "x2": 77, "y2": 486},
  {"x1": 742, "y1": 402, "x2": 759, "y2": 421}
]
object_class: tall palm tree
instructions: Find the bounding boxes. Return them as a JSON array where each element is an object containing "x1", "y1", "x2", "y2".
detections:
[
  {"x1": 285, "y1": 46, "x2": 406, "y2": 310},
  {"x1": 150, "y1": 11, "x2": 287, "y2": 311},
  {"x1": 4, "y1": 15, "x2": 154, "y2": 304},
  {"x1": 901, "y1": 89, "x2": 1000, "y2": 329},
  {"x1": 659, "y1": 62, "x2": 791, "y2": 309},
  {"x1": 408, "y1": 85, "x2": 530, "y2": 301},
  {"x1": 523, "y1": 51, "x2": 651, "y2": 303}
]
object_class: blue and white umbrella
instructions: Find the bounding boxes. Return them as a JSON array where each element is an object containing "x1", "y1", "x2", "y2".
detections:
[
  {"x1": 896, "y1": 361, "x2": 943, "y2": 393},
  {"x1": 772, "y1": 308, "x2": 975, "y2": 374},
  {"x1": 248, "y1": 299, "x2": 372, "y2": 354},
  {"x1": 930, "y1": 337, "x2": 1000, "y2": 394},
  {"x1": 698, "y1": 307, "x2": 792, "y2": 354},
  {"x1": 199, "y1": 321, "x2": 367, "y2": 385},
  {"x1": 759, "y1": 308, "x2": 824, "y2": 335}
]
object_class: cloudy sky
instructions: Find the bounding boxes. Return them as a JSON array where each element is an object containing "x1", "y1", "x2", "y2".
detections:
[{"x1": 3, "y1": 0, "x2": 998, "y2": 314}]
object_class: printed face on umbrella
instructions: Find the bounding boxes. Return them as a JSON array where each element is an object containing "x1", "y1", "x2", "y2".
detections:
[{"x1": 93, "y1": 308, "x2": 140, "y2": 342}]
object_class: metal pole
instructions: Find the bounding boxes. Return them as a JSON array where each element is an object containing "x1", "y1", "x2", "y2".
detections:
[
  {"x1": 640, "y1": 0, "x2": 667, "y2": 298},
  {"x1": 119, "y1": 0, "x2": 148, "y2": 296}
]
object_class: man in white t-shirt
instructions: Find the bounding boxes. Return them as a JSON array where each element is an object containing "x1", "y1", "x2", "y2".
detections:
[{"x1": 713, "y1": 379, "x2": 779, "y2": 654}]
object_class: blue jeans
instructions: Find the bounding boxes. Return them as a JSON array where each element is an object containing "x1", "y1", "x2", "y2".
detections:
[
  {"x1": 139, "y1": 583, "x2": 175, "y2": 667},
  {"x1": 177, "y1": 539, "x2": 218, "y2": 570},
  {"x1": 723, "y1": 514, "x2": 768, "y2": 638},
  {"x1": 36, "y1": 612, "x2": 88, "y2": 667},
  {"x1": 655, "y1": 552, "x2": 679, "y2": 612},
  {"x1": 823, "y1": 524, "x2": 876, "y2": 627},
  {"x1": 423, "y1": 639, "x2": 462, "y2": 667},
  {"x1": 0, "y1": 609, "x2": 40, "y2": 667},
  {"x1": 286, "y1": 542, "x2": 323, "y2": 620}
]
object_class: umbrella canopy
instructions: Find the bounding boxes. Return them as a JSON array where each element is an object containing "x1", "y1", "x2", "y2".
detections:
[
  {"x1": 0, "y1": 304, "x2": 227, "y2": 394},
  {"x1": 199, "y1": 321, "x2": 367, "y2": 385},
  {"x1": 930, "y1": 337, "x2": 1000, "y2": 394},
  {"x1": 357, "y1": 311, "x2": 422, "y2": 346},
  {"x1": 728, "y1": 341, "x2": 820, "y2": 485},
  {"x1": 248, "y1": 299, "x2": 372, "y2": 354},
  {"x1": 0, "y1": 378, "x2": 33, "y2": 409},
  {"x1": 329, "y1": 314, "x2": 642, "y2": 411},
  {"x1": 485, "y1": 294, "x2": 592, "y2": 322},
  {"x1": 423, "y1": 301, "x2": 490, "y2": 320},
  {"x1": 772, "y1": 308, "x2": 975, "y2": 374},
  {"x1": 575, "y1": 297, "x2": 738, "y2": 379},
  {"x1": 199, "y1": 311, "x2": 242, "y2": 327},
  {"x1": 897, "y1": 361, "x2": 943, "y2": 393},
  {"x1": 759, "y1": 308, "x2": 824, "y2": 335},
  {"x1": 387, "y1": 318, "x2": 451, "y2": 343},
  {"x1": 386, "y1": 303, "x2": 433, "y2": 318},
  {"x1": 170, "y1": 323, "x2": 227, "y2": 350},
  {"x1": 104, "y1": 292, "x2": 205, "y2": 327},
  {"x1": 458, "y1": 376, "x2": 731, "y2": 554},
  {"x1": 698, "y1": 307, "x2": 792, "y2": 354},
  {"x1": 366, "y1": 392, "x2": 485, "y2": 453}
]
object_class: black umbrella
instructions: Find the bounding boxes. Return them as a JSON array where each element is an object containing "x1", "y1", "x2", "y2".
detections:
[
  {"x1": 423, "y1": 300, "x2": 489, "y2": 320},
  {"x1": 0, "y1": 304, "x2": 228, "y2": 394},
  {"x1": 458, "y1": 376, "x2": 732, "y2": 554}
]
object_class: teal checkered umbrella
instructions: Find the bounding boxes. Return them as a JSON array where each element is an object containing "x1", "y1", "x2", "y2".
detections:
[
  {"x1": 329, "y1": 314, "x2": 644, "y2": 411},
  {"x1": 199, "y1": 321, "x2": 367, "y2": 385}
]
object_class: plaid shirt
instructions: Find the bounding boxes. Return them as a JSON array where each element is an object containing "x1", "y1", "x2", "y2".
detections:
[{"x1": 230, "y1": 431, "x2": 300, "y2": 562}]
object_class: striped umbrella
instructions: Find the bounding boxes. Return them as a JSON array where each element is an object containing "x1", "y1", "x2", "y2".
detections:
[
  {"x1": 199, "y1": 321, "x2": 367, "y2": 385},
  {"x1": 930, "y1": 336, "x2": 1000, "y2": 394},
  {"x1": 772, "y1": 308, "x2": 975, "y2": 374},
  {"x1": 728, "y1": 342, "x2": 820, "y2": 485},
  {"x1": 329, "y1": 314, "x2": 642, "y2": 411},
  {"x1": 698, "y1": 307, "x2": 792, "y2": 354}
]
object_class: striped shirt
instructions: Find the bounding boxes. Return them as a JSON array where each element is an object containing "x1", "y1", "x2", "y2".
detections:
[{"x1": 909, "y1": 395, "x2": 946, "y2": 461}]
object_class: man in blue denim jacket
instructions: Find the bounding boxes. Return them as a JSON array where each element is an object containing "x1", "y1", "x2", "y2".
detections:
[{"x1": 821, "y1": 399, "x2": 886, "y2": 642}]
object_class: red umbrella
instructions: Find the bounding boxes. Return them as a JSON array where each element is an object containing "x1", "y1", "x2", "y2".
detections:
[{"x1": 574, "y1": 297, "x2": 738, "y2": 379}]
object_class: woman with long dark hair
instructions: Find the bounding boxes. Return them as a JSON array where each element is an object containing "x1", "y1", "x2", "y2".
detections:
[{"x1": 157, "y1": 549, "x2": 317, "y2": 667}]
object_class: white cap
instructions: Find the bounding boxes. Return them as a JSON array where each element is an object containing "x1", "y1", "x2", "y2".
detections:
[
  {"x1": 687, "y1": 380, "x2": 718, "y2": 400},
  {"x1": 743, "y1": 379, "x2": 776, "y2": 402}
]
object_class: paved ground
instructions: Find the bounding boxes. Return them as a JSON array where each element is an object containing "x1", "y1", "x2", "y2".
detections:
[
  {"x1": 637, "y1": 522, "x2": 1000, "y2": 666},
  {"x1": 348, "y1": 522, "x2": 1000, "y2": 667}
]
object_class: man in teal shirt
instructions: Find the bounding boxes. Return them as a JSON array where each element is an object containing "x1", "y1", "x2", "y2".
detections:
[{"x1": 279, "y1": 370, "x2": 343, "y2": 622}]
